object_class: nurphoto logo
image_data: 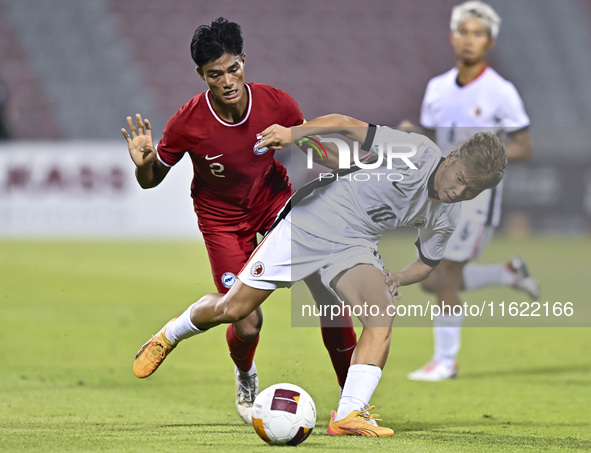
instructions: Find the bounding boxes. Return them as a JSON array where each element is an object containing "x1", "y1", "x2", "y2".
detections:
[{"x1": 304, "y1": 136, "x2": 417, "y2": 182}]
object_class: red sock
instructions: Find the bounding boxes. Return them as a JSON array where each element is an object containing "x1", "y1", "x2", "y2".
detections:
[
  {"x1": 319, "y1": 314, "x2": 357, "y2": 388},
  {"x1": 226, "y1": 324, "x2": 260, "y2": 372}
]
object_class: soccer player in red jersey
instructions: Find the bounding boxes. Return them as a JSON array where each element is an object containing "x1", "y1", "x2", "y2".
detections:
[{"x1": 121, "y1": 17, "x2": 357, "y2": 423}]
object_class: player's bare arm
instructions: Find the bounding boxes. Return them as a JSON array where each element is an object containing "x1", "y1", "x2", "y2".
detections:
[
  {"x1": 397, "y1": 120, "x2": 437, "y2": 142},
  {"x1": 121, "y1": 113, "x2": 170, "y2": 189},
  {"x1": 505, "y1": 129, "x2": 532, "y2": 161},
  {"x1": 258, "y1": 114, "x2": 370, "y2": 151},
  {"x1": 384, "y1": 257, "x2": 435, "y2": 300}
]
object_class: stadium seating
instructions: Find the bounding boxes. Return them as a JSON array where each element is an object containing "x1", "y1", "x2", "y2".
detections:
[{"x1": 1, "y1": 0, "x2": 591, "y2": 140}]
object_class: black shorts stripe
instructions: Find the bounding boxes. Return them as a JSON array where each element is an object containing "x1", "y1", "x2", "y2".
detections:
[
  {"x1": 485, "y1": 187, "x2": 497, "y2": 226},
  {"x1": 414, "y1": 238, "x2": 440, "y2": 268},
  {"x1": 361, "y1": 124, "x2": 377, "y2": 151}
]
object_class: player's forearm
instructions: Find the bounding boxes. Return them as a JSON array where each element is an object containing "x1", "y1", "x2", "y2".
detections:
[
  {"x1": 393, "y1": 259, "x2": 434, "y2": 287},
  {"x1": 135, "y1": 164, "x2": 157, "y2": 188},
  {"x1": 505, "y1": 130, "x2": 532, "y2": 161},
  {"x1": 292, "y1": 114, "x2": 369, "y2": 144},
  {"x1": 316, "y1": 142, "x2": 343, "y2": 169},
  {"x1": 135, "y1": 160, "x2": 166, "y2": 189}
]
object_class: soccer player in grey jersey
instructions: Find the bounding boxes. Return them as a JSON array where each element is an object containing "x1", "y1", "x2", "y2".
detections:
[{"x1": 132, "y1": 113, "x2": 507, "y2": 437}]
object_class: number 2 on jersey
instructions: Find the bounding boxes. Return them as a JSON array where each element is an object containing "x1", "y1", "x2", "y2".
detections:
[{"x1": 210, "y1": 163, "x2": 225, "y2": 178}]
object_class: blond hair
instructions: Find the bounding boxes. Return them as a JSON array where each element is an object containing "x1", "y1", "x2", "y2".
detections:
[
  {"x1": 451, "y1": 1, "x2": 501, "y2": 39},
  {"x1": 455, "y1": 131, "x2": 507, "y2": 189}
]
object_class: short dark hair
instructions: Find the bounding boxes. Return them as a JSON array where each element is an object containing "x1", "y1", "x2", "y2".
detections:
[
  {"x1": 190, "y1": 17, "x2": 243, "y2": 68},
  {"x1": 455, "y1": 131, "x2": 507, "y2": 190}
]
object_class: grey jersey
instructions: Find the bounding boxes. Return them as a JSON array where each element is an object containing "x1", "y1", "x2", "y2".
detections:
[{"x1": 287, "y1": 126, "x2": 461, "y2": 265}]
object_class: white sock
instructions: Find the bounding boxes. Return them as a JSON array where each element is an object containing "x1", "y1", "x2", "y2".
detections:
[
  {"x1": 165, "y1": 302, "x2": 205, "y2": 344},
  {"x1": 463, "y1": 263, "x2": 515, "y2": 291},
  {"x1": 237, "y1": 362, "x2": 257, "y2": 378},
  {"x1": 433, "y1": 313, "x2": 464, "y2": 366},
  {"x1": 336, "y1": 364, "x2": 382, "y2": 420}
]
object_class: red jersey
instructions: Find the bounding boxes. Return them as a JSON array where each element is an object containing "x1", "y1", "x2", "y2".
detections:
[{"x1": 157, "y1": 83, "x2": 304, "y2": 226}]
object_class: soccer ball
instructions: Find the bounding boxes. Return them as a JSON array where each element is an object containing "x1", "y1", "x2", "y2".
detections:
[{"x1": 251, "y1": 383, "x2": 316, "y2": 446}]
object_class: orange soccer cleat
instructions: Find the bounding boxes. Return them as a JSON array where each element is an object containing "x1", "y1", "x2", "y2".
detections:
[
  {"x1": 327, "y1": 406, "x2": 394, "y2": 437},
  {"x1": 133, "y1": 318, "x2": 178, "y2": 378}
]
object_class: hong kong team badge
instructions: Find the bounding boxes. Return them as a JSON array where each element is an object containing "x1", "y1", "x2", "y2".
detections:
[
  {"x1": 254, "y1": 140, "x2": 269, "y2": 155},
  {"x1": 251, "y1": 261, "x2": 265, "y2": 277},
  {"x1": 408, "y1": 216, "x2": 426, "y2": 228},
  {"x1": 221, "y1": 272, "x2": 236, "y2": 288}
]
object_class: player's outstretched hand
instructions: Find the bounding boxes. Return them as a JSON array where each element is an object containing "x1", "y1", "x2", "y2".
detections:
[
  {"x1": 384, "y1": 269, "x2": 402, "y2": 300},
  {"x1": 122, "y1": 114, "x2": 156, "y2": 169},
  {"x1": 256, "y1": 124, "x2": 292, "y2": 150}
]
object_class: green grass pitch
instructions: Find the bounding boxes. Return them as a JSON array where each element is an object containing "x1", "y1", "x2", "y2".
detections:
[{"x1": 1, "y1": 235, "x2": 590, "y2": 452}]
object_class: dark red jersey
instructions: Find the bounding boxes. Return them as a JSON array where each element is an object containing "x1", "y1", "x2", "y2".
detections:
[{"x1": 156, "y1": 83, "x2": 303, "y2": 226}]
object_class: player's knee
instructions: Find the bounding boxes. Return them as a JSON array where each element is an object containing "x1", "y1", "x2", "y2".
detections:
[
  {"x1": 232, "y1": 324, "x2": 260, "y2": 341},
  {"x1": 252, "y1": 312, "x2": 263, "y2": 332},
  {"x1": 434, "y1": 265, "x2": 463, "y2": 292},
  {"x1": 437, "y1": 280, "x2": 459, "y2": 296},
  {"x1": 221, "y1": 309, "x2": 246, "y2": 324},
  {"x1": 358, "y1": 302, "x2": 395, "y2": 328},
  {"x1": 219, "y1": 298, "x2": 250, "y2": 324},
  {"x1": 232, "y1": 311, "x2": 263, "y2": 340}
]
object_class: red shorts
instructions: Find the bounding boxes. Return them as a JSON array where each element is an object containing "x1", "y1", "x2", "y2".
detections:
[{"x1": 200, "y1": 192, "x2": 290, "y2": 293}]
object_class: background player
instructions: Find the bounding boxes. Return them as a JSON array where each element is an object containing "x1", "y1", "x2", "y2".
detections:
[
  {"x1": 121, "y1": 18, "x2": 357, "y2": 423},
  {"x1": 400, "y1": 1, "x2": 539, "y2": 381},
  {"x1": 132, "y1": 114, "x2": 508, "y2": 436}
]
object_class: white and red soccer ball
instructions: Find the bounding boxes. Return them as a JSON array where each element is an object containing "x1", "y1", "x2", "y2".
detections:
[{"x1": 251, "y1": 383, "x2": 316, "y2": 446}]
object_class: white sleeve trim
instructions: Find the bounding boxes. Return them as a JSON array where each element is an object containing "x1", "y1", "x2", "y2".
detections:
[{"x1": 156, "y1": 147, "x2": 174, "y2": 167}]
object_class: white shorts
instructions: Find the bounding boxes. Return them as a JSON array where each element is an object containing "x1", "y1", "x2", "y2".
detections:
[
  {"x1": 442, "y1": 185, "x2": 499, "y2": 262},
  {"x1": 443, "y1": 214, "x2": 494, "y2": 262},
  {"x1": 238, "y1": 219, "x2": 385, "y2": 297}
]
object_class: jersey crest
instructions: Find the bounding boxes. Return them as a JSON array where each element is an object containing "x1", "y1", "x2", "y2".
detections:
[
  {"x1": 408, "y1": 216, "x2": 427, "y2": 228},
  {"x1": 254, "y1": 140, "x2": 269, "y2": 155},
  {"x1": 251, "y1": 261, "x2": 265, "y2": 277}
]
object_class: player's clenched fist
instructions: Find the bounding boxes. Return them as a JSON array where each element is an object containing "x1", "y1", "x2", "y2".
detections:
[
  {"x1": 122, "y1": 114, "x2": 156, "y2": 168},
  {"x1": 256, "y1": 124, "x2": 292, "y2": 150}
]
